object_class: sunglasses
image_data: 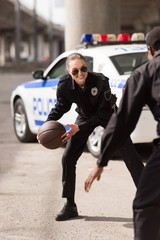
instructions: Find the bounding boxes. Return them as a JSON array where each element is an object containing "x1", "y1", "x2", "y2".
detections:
[{"x1": 71, "y1": 66, "x2": 88, "y2": 76}]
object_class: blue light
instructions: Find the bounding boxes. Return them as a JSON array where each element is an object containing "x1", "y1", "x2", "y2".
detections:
[{"x1": 81, "y1": 34, "x2": 93, "y2": 43}]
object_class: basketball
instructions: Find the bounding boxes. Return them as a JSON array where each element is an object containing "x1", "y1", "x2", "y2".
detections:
[{"x1": 38, "y1": 121, "x2": 66, "y2": 149}]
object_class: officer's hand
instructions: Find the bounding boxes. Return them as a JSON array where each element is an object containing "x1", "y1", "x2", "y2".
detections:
[
  {"x1": 61, "y1": 124, "x2": 79, "y2": 142},
  {"x1": 84, "y1": 165, "x2": 103, "y2": 192}
]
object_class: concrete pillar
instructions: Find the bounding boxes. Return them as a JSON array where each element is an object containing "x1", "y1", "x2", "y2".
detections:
[
  {"x1": 52, "y1": 38, "x2": 60, "y2": 60},
  {"x1": 29, "y1": 36, "x2": 34, "y2": 62},
  {"x1": 43, "y1": 42, "x2": 49, "y2": 61},
  {"x1": 65, "y1": 0, "x2": 120, "y2": 50},
  {"x1": 29, "y1": 36, "x2": 35, "y2": 62},
  {"x1": 37, "y1": 34, "x2": 44, "y2": 62},
  {"x1": 15, "y1": 0, "x2": 21, "y2": 62},
  {"x1": 29, "y1": 34, "x2": 44, "y2": 62},
  {"x1": 0, "y1": 36, "x2": 5, "y2": 66}
]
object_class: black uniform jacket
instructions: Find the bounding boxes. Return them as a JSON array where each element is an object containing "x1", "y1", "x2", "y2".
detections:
[
  {"x1": 47, "y1": 72, "x2": 116, "y2": 131},
  {"x1": 97, "y1": 50, "x2": 160, "y2": 167}
]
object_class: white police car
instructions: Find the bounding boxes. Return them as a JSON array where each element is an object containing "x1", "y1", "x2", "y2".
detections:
[{"x1": 10, "y1": 33, "x2": 157, "y2": 157}]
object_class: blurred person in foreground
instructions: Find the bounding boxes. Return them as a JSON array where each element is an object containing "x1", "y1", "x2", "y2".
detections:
[
  {"x1": 38, "y1": 52, "x2": 144, "y2": 221},
  {"x1": 85, "y1": 26, "x2": 160, "y2": 240}
]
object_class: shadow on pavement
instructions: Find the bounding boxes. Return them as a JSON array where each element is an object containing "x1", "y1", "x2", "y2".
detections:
[{"x1": 84, "y1": 216, "x2": 132, "y2": 222}]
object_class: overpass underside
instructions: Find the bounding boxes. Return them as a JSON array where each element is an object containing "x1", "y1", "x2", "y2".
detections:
[
  {"x1": 0, "y1": 0, "x2": 159, "y2": 65},
  {"x1": 0, "y1": 0, "x2": 64, "y2": 66}
]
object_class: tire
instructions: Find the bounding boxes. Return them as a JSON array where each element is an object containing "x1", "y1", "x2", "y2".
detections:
[
  {"x1": 87, "y1": 126, "x2": 104, "y2": 158},
  {"x1": 13, "y1": 98, "x2": 36, "y2": 142}
]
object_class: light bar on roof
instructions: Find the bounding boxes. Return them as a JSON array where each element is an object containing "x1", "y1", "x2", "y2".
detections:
[
  {"x1": 117, "y1": 33, "x2": 131, "y2": 41},
  {"x1": 81, "y1": 34, "x2": 93, "y2": 43},
  {"x1": 92, "y1": 34, "x2": 101, "y2": 42},
  {"x1": 81, "y1": 33, "x2": 116, "y2": 43},
  {"x1": 107, "y1": 34, "x2": 117, "y2": 41},
  {"x1": 92, "y1": 34, "x2": 109, "y2": 42},
  {"x1": 131, "y1": 33, "x2": 145, "y2": 41},
  {"x1": 100, "y1": 34, "x2": 109, "y2": 41},
  {"x1": 81, "y1": 33, "x2": 145, "y2": 44}
]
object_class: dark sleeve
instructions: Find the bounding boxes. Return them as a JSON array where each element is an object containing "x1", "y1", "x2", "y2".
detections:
[
  {"x1": 97, "y1": 70, "x2": 147, "y2": 167},
  {"x1": 78, "y1": 76, "x2": 116, "y2": 131},
  {"x1": 46, "y1": 84, "x2": 72, "y2": 121}
]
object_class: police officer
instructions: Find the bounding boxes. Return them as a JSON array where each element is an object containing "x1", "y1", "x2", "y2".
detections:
[
  {"x1": 39, "y1": 52, "x2": 144, "y2": 221},
  {"x1": 85, "y1": 26, "x2": 160, "y2": 239}
]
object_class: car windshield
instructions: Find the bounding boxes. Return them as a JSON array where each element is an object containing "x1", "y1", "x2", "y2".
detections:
[{"x1": 110, "y1": 52, "x2": 148, "y2": 75}]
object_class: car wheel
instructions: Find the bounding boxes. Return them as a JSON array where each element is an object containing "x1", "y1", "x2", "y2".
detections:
[
  {"x1": 87, "y1": 126, "x2": 104, "y2": 158},
  {"x1": 14, "y1": 98, "x2": 36, "y2": 142}
]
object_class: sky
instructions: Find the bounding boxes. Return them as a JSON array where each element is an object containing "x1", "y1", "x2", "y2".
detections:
[{"x1": 19, "y1": 0, "x2": 65, "y2": 26}]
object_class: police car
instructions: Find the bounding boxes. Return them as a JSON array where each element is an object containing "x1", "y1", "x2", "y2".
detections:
[{"x1": 10, "y1": 33, "x2": 157, "y2": 157}]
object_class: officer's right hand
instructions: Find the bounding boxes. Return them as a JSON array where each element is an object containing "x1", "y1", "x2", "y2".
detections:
[
  {"x1": 84, "y1": 165, "x2": 103, "y2": 192},
  {"x1": 61, "y1": 124, "x2": 79, "y2": 142}
]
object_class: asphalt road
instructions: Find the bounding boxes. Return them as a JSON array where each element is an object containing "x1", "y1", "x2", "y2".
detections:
[{"x1": 0, "y1": 72, "x2": 153, "y2": 240}]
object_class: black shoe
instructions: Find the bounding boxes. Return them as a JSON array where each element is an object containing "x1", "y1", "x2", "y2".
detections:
[{"x1": 55, "y1": 202, "x2": 78, "y2": 221}]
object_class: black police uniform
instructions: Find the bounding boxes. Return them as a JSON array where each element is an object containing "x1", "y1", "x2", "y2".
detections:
[
  {"x1": 97, "y1": 50, "x2": 160, "y2": 240},
  {"x1": 47, "y1": 72, "x2": 143, "y2": 202}
]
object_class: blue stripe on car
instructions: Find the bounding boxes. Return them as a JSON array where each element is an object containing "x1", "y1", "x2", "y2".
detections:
[
  {"x1": 35, "y1": 120, "x2": 44, "y2": 126},
  {"x1": 20, "y1": 79, "x2": 59, "y2": 89},
  {"x1": 109, "y1": 79, "x2": 127, "y2": 88},
  {"x1": 34, "y1": 120, "x2": 70, "y2": 131}
]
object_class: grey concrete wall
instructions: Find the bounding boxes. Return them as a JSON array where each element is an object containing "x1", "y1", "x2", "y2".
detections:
[{"x1": 65, "y1": 0, "x2": 120, "y2": 50}]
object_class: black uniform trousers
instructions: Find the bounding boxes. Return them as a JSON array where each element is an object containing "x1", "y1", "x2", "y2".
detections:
[
  {"x1": 133, "y1": 138, "x2": 160, "y2": 240},
  {"x1": 61, "y1": 115, "x2": 144, "y2": 200}
]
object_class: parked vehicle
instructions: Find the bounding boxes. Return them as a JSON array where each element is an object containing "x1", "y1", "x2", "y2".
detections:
[{"x1": 10, "y1": 33, "x2": 157, "y2": 157}]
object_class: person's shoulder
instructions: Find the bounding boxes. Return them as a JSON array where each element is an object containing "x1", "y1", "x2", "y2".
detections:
[
  {"x1": 133, "y1": 60, "x2": 148, "y2": 73},
  {"x1": 58, "y1": 74, "x2": 71, "y2": 85},
  {"x1": 129, "y1": 60, "x2": 152, "y2": 86},
  {"x1": 57, "y1": 74, "x2": 72, "y2": 92},
  {"x1": 88, "y1": 72, "x2": 108, "y2": 81},
  {"x1": 130, "y1": 61, "x2": 149, "y2": 81},
  {"x1": 148, "y1": 51, "x2": 160, "y2": 70},
  {"x1": 59, "y1": 73, "x2": 71, "y2": 82},
  {"x1": 134, "y1": 56, "x2": 159, "y2": 78}
]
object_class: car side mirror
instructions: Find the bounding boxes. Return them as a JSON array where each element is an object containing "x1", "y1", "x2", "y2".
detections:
[{"x1": 32, "y1": 70, "x2": 45, "y2": 80}]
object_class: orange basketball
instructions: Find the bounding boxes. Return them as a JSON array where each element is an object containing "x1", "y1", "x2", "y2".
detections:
[{"x1": 38, "y1": 121, "x2": 66, "y2": 149}]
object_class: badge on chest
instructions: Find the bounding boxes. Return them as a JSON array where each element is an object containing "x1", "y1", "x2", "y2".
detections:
[{"x1": 91, "y1": 87, "x2": 98, "y2": 96}]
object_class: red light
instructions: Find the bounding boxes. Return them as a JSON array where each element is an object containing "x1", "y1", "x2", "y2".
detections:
[
  {"x1": 117, "y1": 33, "x2": 131, "y2": 41},
  {"x1": 100, "y1": 34, "x2": 109, "y2": 41}
]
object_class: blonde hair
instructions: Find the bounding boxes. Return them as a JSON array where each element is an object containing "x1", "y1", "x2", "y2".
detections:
[{"x1": 66, "y1": 53, "x2": 86, "y2": 68}]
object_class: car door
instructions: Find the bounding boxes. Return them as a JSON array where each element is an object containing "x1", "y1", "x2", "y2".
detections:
[{"x1": 27, "y1": 58, "x2": 68, "y2": 133}]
